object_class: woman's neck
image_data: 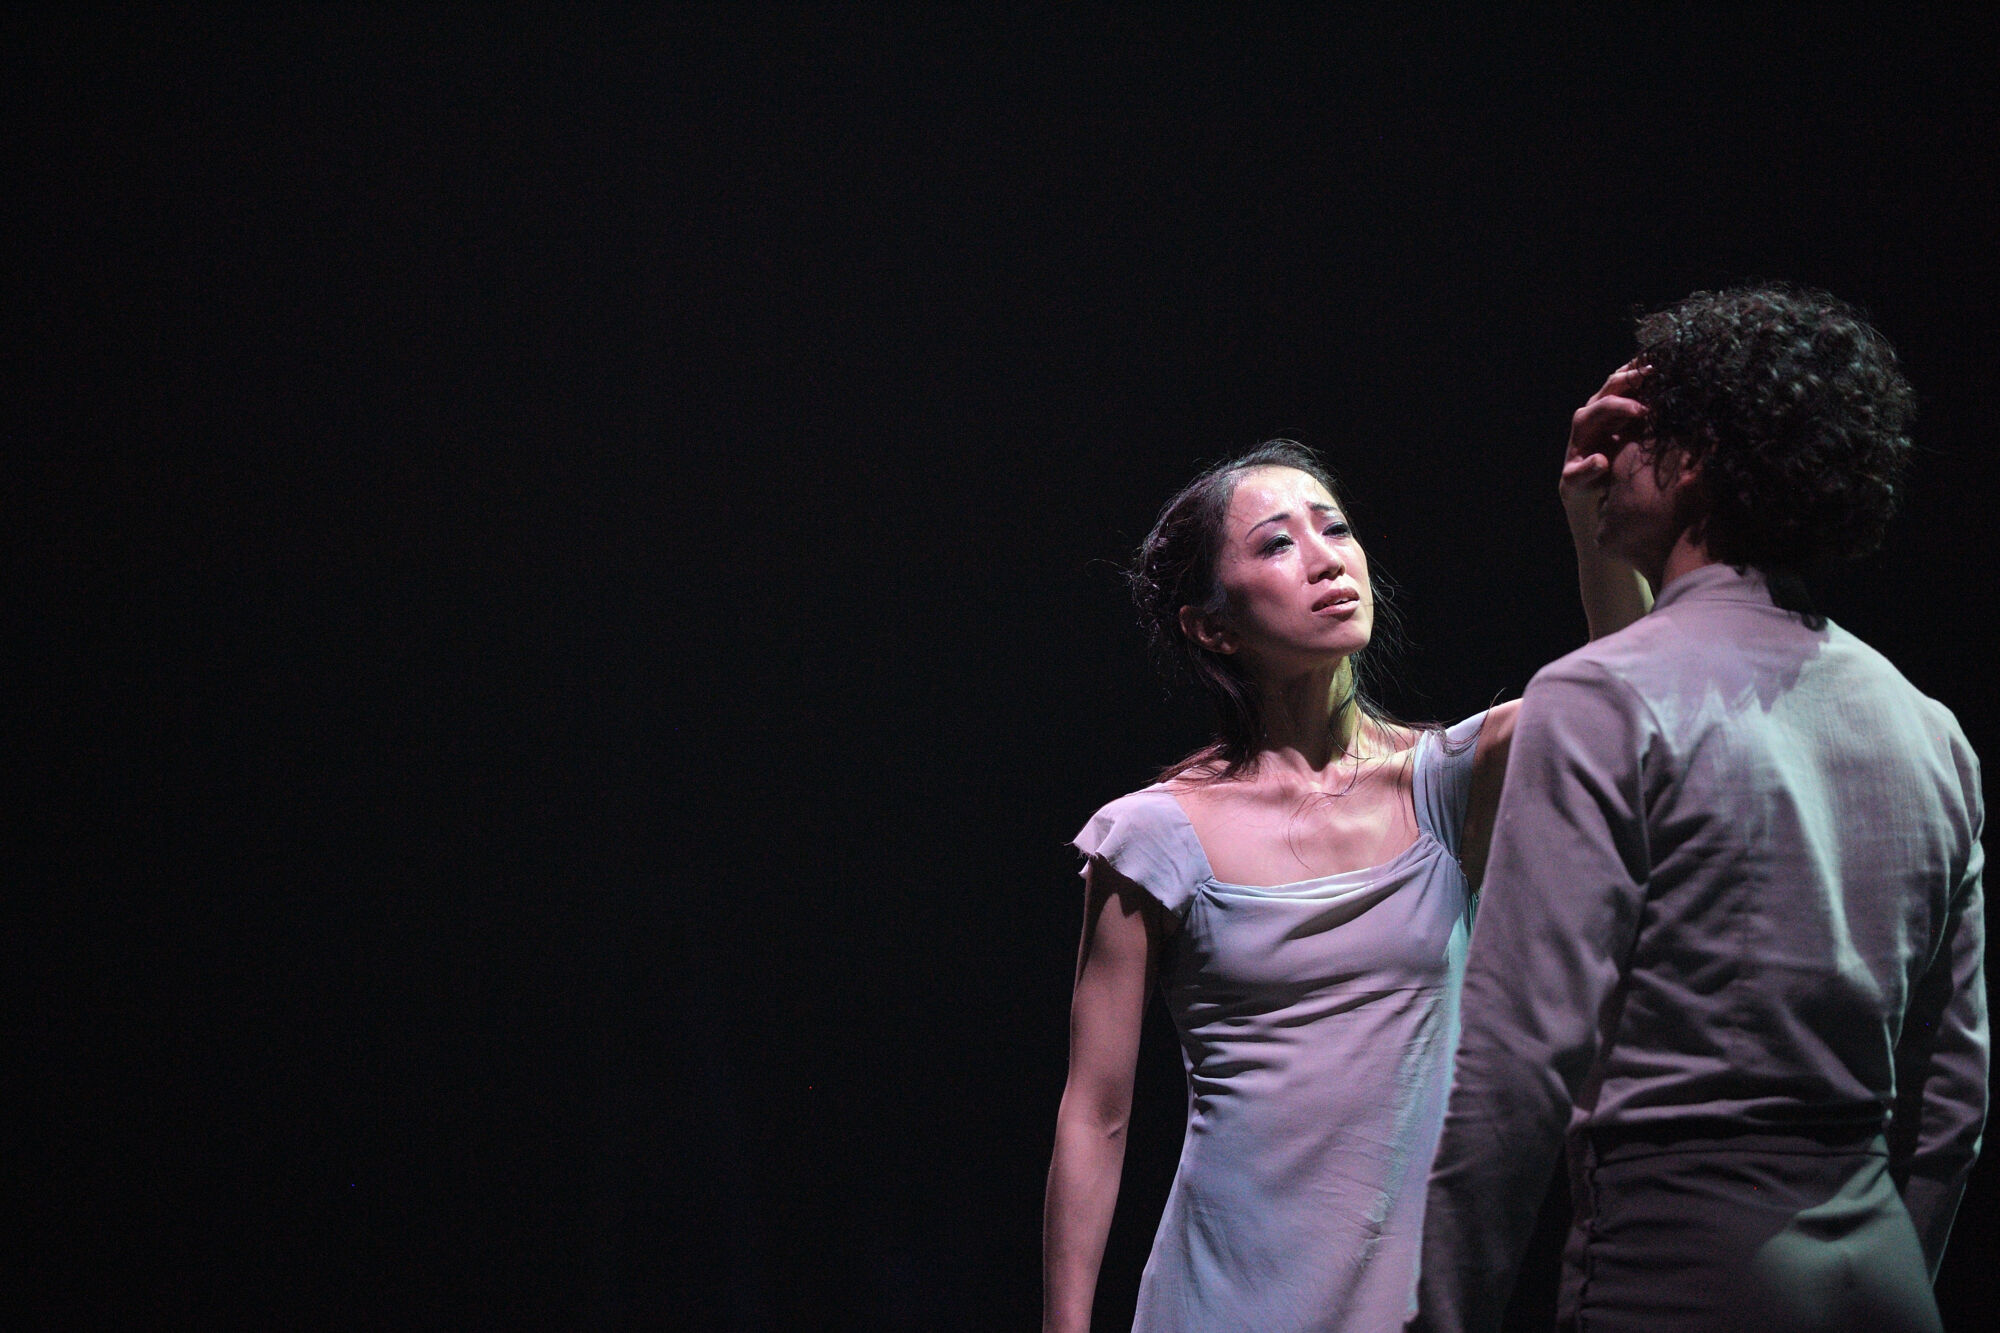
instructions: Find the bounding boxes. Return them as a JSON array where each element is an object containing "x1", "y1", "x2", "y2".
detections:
[{"x1": 1250, "y1": 659, "x2": 1368, "y2": 779}]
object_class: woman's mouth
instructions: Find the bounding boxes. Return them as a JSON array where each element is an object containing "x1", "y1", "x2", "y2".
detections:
[{"x1": 1311, "y1": 590, "x2": 1361, "y2": 616}]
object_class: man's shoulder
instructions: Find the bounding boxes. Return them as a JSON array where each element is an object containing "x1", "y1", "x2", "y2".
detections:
[
  {"x1": 1823, "y1": 622, "x2": 1976, "y2": 743},
  {"x1": 1527, "y1": 611, "x2": 1686, "y2": 695},
  {"x1": 1528, "y1": 607, "x2": 1973, "y2": 764}
]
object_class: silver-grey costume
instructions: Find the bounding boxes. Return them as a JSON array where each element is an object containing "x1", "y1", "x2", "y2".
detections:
[
  {"x1": 1076, "y1": 713, "x2": 1486, "y2": 1331},
  {"x1": 1412, "y1": 565, "x2": 1986, "y2": 1333}
]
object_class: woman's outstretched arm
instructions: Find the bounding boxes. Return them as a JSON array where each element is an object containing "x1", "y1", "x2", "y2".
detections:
[
  {"x1": 1463, "y1": 367, "x2": 1661, "y2": 881},
  {"x1": 1043, "y1": 859, "x2": 1161, "y2": 1333},
  {"x1": 1460, "y1": 701, "x2": 1520, "y2": 891},
  {"x1": 1562, "y1": 362, "x2": 1656, "y2": 640}
]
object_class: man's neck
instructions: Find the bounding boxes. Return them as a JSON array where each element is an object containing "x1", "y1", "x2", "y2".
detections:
[{"x1": 1651, "y1": 529, "x2": 1721, "y2": 594}]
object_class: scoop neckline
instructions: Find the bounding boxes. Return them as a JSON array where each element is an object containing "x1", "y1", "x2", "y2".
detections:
[
  {"x1": 1150, "y1": 729, "x2": 1443, "y2": 891},
  {"x1": 1198, "y1": 828, "x2": 1442, "y2": 891}
]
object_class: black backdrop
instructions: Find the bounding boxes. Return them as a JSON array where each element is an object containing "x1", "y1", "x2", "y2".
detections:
[{"x1": 14, "y1": 8, "x2": 1998, "y2": 1329}]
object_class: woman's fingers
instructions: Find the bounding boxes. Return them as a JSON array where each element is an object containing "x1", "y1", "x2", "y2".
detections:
[
  {"x1": 1566, "y1": 363, "x2": 1652, "y2": 509},
  {"x1": 1569, "y1": 395, "x2": 1648, "y2": 453},
  {"x1": 1560, "y1": 454, "x2": 1611, "y2": 495},
  {"x1": 1574, "y1": 396, "x2": 1648, "y2": 431},
  {"x1": 1566, "y1": 396, "x2": 1649, "y2": 498},
  {"x1": 1587, "y1": 360, "x2": 1648, "y2": 404},
  {"x1": 1585, "y1": 395, "x2": 1648, "y2": 422}
]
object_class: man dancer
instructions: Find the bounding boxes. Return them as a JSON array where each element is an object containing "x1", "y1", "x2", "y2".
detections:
[{"x1": 1410, "y1": 286, "x2": 1986, "y2": 1332}]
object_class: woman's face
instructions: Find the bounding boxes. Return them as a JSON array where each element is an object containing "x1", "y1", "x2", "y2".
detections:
[{"x1": 1191, "y1": 466, "x2": 1372, "y2": 675}]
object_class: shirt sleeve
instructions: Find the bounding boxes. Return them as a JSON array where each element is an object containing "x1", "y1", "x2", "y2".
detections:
[
  {"x1": 1888, "y1": 737, "x2": 1988, "y2": 1276},
  {"x1": 1411, "y1": 660, "x2": 1653, "y2": 1333},
  {"x1": 1071, "y1": 789, "x2": 1206, "y2": 922}
]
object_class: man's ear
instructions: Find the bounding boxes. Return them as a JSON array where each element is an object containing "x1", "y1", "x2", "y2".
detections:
[
  {"x1": 1659, "y1": 442, "x2": 1710, "y2": 499},
  {"x1": 1648, "y1": 436, "x2": 1703, "y2": 488},
  {"x1": 1658, "y1": 443, "x2": 1713, "y2": 544},
  {"x1": 1179, "y1": 604, "x2": 1238, "y2": 655}
]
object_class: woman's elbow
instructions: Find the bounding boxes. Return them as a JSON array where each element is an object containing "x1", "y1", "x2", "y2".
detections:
[{"x1": 1057, "y1": 1078, "x2": 1134, "y2": 1141}]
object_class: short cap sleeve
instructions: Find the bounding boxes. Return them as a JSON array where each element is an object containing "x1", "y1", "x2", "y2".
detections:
[
  {"x1": 1071, "y1": 788, "x2": 1209, "y2": 921},
  {"x1": 1411, "y1": 710, "x2": 1490, "y2": 858}
]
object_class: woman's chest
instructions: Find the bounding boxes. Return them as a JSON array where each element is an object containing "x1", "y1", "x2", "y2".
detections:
[
  {"x1": 1177, "y1": 768, "x2": 1422, "y2": 887},
  {"x1": 1170, "y1": 858, "x2": 1470, "y2": 997}
]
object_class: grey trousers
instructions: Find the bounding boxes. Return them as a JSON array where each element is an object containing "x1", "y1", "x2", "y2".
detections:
[{"x1": 1558, "y1": 1131, "x2": 1940, "y2": 1333}]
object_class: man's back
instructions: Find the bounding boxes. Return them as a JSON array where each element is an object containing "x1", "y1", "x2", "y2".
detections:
[
  {"x1": 1539, "y1": 562, "x2": 1984, "y2": 1138},
  {"x1": 1413, "y1": 565, "x2": 1985, "y2": 1331},
  {"x1": 1411, "y1": 285, "x2": 1984, "y2": 1333}
]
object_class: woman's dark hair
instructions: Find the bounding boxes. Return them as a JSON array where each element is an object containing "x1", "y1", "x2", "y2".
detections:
[
  {"x1": 1129, "y1": 440, "x2": 1405, "y2": 782},
  {"x1": 1633, "y1": 285, "x2": 1914, "y2": 616}
]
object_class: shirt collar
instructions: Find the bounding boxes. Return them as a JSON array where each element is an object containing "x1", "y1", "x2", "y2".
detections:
[{"x1": 1650, "y1": 561, "x2": 1773, "y2": 614}]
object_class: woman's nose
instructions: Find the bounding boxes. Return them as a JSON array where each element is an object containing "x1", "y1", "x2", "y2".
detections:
[{"x1": 1306, "y1": 536, "x2": 1345, "y2": 577}]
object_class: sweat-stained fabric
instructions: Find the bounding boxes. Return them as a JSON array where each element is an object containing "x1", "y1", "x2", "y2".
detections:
[{"x1": 1410, "y1": 564, "x2": 1987, "y2": 1333}]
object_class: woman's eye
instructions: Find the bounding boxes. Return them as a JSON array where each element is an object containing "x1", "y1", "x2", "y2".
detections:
[
  {"x1": 1323, "y1": 522, "x2": 1350, "y2": 538},
  {"x1": 1260, "y1": 535, "x2": 1293, "y2": 554}
]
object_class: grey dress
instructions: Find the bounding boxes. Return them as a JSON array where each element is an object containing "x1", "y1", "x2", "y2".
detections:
[{"x1": 1074, "y1": 713, "x2": 1487, "y2": 1332}]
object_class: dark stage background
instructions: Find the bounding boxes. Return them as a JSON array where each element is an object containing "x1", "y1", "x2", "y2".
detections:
[{"x1": 13, "y1": 8, "x2": 1998, "y2": 1329}]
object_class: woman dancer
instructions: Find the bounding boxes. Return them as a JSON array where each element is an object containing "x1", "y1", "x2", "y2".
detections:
[{"x1": 1043, "y1": 385, "x2": 1652, "y2": 1333}]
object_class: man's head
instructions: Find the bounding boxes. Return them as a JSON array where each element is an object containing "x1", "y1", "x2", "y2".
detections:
[{"x1": 1630, "y1": 285, "x2": 1915, "y2": 580}]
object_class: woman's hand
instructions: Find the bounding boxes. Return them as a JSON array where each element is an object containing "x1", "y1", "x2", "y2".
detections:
[
  {"x1": 1560, "y1": 360, "x2": 1651, "y2": 546},
  {"x1": 1563, "y1": 361, "x2": 1655, "y2": 638}
]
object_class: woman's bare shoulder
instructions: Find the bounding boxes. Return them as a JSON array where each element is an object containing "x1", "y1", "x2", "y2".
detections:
[
  {"x1": 1468, "y1": 699, "x2": 1522, "y2": 772},
  {"x1": 1361, "y1": 718, "x2": 1423, "y2": 763},
  {"x1": 1160, "y1": 767, "x2": 1232, "y2": 805}
]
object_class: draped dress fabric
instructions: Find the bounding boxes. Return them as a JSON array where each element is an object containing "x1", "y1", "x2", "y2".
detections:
[{"x1": 1073, "y1": 713, "x2": 1486, "y2": 1332}]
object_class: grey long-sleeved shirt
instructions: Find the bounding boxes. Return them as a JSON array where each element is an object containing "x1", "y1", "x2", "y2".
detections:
[{"x1": 1412, "y1": 564, "x2": 1987, "y2": 1333}]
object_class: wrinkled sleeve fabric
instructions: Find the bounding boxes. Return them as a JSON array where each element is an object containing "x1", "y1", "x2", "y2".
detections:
[
  {"x1": 1413, "y1": 710, "x2": 1492, "y2": 861},
  {"x1": 1409, "y1": 660, "x2": 1654, "y2": 1333},
  {"x1": 1071, "y1": 789, "x2": 1205, "y2": 923},
  {"x1": 1889, "y1": 735, "x2": 1989, "y2": 1276}
]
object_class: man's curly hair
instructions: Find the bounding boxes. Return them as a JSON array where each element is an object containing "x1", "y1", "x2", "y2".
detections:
[{"x1": 1633, "y1": 285, "x2": 1914, "y2": 576}]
